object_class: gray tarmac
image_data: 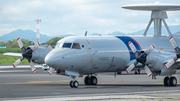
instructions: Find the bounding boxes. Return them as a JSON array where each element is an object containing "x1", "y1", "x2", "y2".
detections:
[{"x1": 0, "y1": 65, "x2": 180, "y2": 101}]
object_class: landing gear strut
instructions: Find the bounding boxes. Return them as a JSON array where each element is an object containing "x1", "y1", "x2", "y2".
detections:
[
  {"x1": 164, "y1": 76, "x2": 177, "y2": 87},
  {"x1": 84, "y1": 76, "x2": 98, "y2": 85},
  {"x1": 70, "y1": 76, "x2": 79, "y2": 88},
  {"x1": 134, "y1": 69, "x2": 140, "y2": 74}
]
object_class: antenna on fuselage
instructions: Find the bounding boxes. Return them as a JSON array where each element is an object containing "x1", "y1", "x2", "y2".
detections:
[
  {"x1": 122, "y1": 2, "x2": 180, "y2": 37},
  {"x1": 84, "y1": 31, "x2": 87, "y2": 37}
]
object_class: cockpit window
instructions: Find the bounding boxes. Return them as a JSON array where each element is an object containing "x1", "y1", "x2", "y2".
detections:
[
  {"x1": 55, "y1": 43, "x2": 63, "y2": 48},
  {"x1": 55, "y1": 43, "x2": 59, "y2": 48},
  {"x1": 62, "y1": 43, "x2": 72, "y2": 48},
  {"x1": 72, "y1": 43, "x2": 81, "y2": 49}
]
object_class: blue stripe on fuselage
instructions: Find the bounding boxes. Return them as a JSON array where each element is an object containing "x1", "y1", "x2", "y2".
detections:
[{"x1": 116, "y1": 36, "x2": 142, "y2": 60}]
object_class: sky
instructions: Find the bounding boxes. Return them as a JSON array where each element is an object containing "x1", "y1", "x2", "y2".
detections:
[{"x1": 0, "y1": 0, "x2": 180, "y2": 36}]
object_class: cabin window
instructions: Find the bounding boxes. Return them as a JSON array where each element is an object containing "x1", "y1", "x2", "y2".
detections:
[
  {"x1": 82, "y1": 45, "x2": 84, "y2": 48},
  {"x1": 62, "y1": 43, "x2": 72, "y2": 48},
  {"x1": 72, "y1": 43, "x2": 81, "y2": 49}
]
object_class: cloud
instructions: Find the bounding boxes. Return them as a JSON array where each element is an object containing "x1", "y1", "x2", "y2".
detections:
[{"x1": 0, "y1": 0, "x2": 180, "y2": 36}]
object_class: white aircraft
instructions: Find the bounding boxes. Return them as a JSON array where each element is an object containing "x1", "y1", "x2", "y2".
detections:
[
  {"x1": 3, "y1": 3, "x2": 180, "y2": 88},
  {"x1": 44, "y1": 3, "x2": 180, "y2": 88}
]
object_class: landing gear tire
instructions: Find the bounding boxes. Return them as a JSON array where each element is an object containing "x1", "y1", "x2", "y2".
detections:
[
  {"x1": 164, "y1": 76, "x2": 177, "y2": 87},
  {"x1": 84, "y1": 76, "x2": 98, "y2": 85},
  {"x1": 70, "y1": 80, "x2": 79, "y2": 88},
  {"x1": 134, "y1": 69, "x2": 140, "y2": 74},
  {"x1": 73, "y1": 80, "x2": 79, "y2": 88},
  {"x1": 91, "y1": 76, "x2": 98, "y2": 85},
  {"x1": 134, "y1": 71, "x2": 138, "y2": 74},
  {"x1": 84, "y1": 76, "x2": 89, "y2": 85},
  {"x1": 164, "y1": 76, "x2": 169, "y2": 86},
  {"x1": 117, "y1": 71, "x2": 122, "y2": 75},
  {"x1": 169, "y1": 76, "x2": 177, "y2": 87},
  {"x1": 70, "y1": 81, "x2": 74, "y2": 88}
]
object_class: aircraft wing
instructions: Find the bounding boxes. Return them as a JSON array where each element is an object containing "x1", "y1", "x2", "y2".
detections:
[{"x1": 3, "y1": 52, "x2": 22, "y2": 57}]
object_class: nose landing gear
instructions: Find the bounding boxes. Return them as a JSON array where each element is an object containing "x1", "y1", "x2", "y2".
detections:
[
  {"x1": 164, "y1": 76, "x2": 177, "y2": 87},
  {"x1": 70, "y1": 76, "x2": 79, "y2": 88}
]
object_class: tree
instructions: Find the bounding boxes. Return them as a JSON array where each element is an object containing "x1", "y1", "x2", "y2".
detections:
[
  {"x1": 6, "y1": 39, "x2": 34, "y2": 48},
  {"x1": 45, "y1": 37, "x2": 63, "y2": 48},
  {"x1": 3, "y1": 37, "x2": 63, "y2": 48},
  {"x1": 0, "y1": 42, "x2": 6, "y2": 46}
]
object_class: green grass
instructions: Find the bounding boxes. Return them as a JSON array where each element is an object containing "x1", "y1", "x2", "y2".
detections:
[
  {"x1": 0, "y1": 48, "x2": 29, "y2": 64},
  {"x1": 0, "y1": 48, "x2": 21, "y2": 53}
]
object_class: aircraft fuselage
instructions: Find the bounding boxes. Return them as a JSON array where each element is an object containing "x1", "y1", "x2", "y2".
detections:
[{"x1": 45, "y1": 35, "x2": 179, "y2": 74}]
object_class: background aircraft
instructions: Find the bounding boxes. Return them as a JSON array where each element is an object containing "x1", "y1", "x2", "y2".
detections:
[
  {"x1": 3, "y1": 3, "x2": 180, "y2": 88},
  {"x1": 3, "y1": 38, "x2": 53, "y2": 72}
]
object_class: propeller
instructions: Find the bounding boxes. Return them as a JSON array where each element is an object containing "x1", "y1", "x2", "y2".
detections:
[
  {"x1": 164, "y1": 36, "x2": 180, "y2": 69},
  {"x1": 47, "y1": 44, "x2": 53, "y2": 51},
  {"x1": 47, "y1": 67, "x2": 54, "y2": 75},
  {"x1": 126, "y1": 41, "x2": 155, "y2": 77},
  {"x1": 13, "y1": 38, "x2": 40, "y2": 73},
  {"x1": 47, "y1": 44, "x2": 54, "y2": 75}
]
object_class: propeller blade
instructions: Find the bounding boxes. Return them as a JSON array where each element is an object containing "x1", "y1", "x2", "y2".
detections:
[
  {"x1": 47, "y1": 44, "x2": 53, "y2": 51},
  {"x1": 30, "y1": 42, "x2": 40, "y2": 51},
  {"x1": 144, "y1": 45, "x2": 155, "y2": 55},
  {"x1": 169, "y1": 36, "x2": 180, "y2": 53},
  {"x1": 165, "y1": 36, "x2": 180, "y2": 69},
  {"x1": 144, "y1": 65, "x2": 152, "y2": 77},
  {"x1": 164, "y1": 57, "x2": 178, "y2": 69},
  {"x1": 17, "y1": 38, "x2": 24, "y2": 48},
  {"x1": 126, "y1": 61, "x2": 138, "y2": 73},
  {"x1": 13, "y1": 58, "x2": 23, "y2": 68},
  {"x1": 128, "y1": 41, "x2": 139, "y2": 57},
  {"x1": 17, "y1": 38, "x2": 26, "y2": 53},
  {"x1": 47, "y1": 67, "x2": 54, "y2": 75},
  {"x1": 30, "y1": 61, "x2": 36, "y2": 73},
  {"x1": 169, "y1": 36, "x2": 178, "y2": 49}
]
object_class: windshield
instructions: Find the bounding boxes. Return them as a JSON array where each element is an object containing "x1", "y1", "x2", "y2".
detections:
[
  {"x1": 62, "y1": 43, "x2": 72, "y2": 48},
  {"x1": 55, "y1": 43, "x2": 63, "y2": 48},
  {"x1": 55, "y1": 43, "x2": 59, "y2": 48}
]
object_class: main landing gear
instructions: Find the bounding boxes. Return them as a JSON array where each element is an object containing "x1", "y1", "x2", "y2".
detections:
[
  {"x1": 84, "y1": 76, "x2": 98, "y2": 85},
  {"x1": 164, "y1": 76, "x2": 177, "y2": 87},
  {"x1": 134, "y1": 69, "x2": 140, "y2": 74}
]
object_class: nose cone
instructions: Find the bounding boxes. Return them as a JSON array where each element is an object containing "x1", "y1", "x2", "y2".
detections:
[
  {"x1": 45, "y1": 48, "x2": 70, "y2": 69},
  {"x1": 45, "y1": 53, "x2": 56, "y2": 67}
]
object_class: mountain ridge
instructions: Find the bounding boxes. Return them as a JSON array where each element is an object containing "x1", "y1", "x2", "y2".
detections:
[{"x1": 0, "y1": 24, "x2": 179, "y2": 43}]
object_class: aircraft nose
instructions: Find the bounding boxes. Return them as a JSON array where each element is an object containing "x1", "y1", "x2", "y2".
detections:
[
  {"x1": 45, "y1": 54, "x2": 56, "y2": 67},
  {"x1": 45, "y1": 48, "x2": 70, "y2": 68}
]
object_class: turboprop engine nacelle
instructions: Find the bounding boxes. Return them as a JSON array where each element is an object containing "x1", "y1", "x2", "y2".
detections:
[
  {"x1": 29, "y1": 46, "x2": 50, "y2": 64},
  {"x1": 160, "y1": 69, "x2": 176, "y2": 76},
  {"x1": 146, "y1": 53, "x2": 164, "y2": 71}
]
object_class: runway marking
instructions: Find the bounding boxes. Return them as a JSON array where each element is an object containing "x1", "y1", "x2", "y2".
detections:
[
  {"x1": 5, "y1": 80, "x2": 70, "y2": 84},
  {"x1": 0, "y1": 65, "x2": 42, "y2": 69},
  {"x1": 155, "y1": 83, "x2": 180, "y2": 84},
  {"x1": 98, "y1": 82, "x2": 118, "y2": 84},
  {"x1": 99, "y1": 82, "x2": 180, "y2": 85},
  {"x1": 0, "y1": 70, "x2": 29, "y2": 72},
  {"x1": 11, "y1": 90, "x2": 180, "y2": 101},
  {"x1": 123, "y1": 82, "x2": 139, "y2": 83},
  {"x1": 5, "y1": 79, "x2": 83, "y2": 84}
]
